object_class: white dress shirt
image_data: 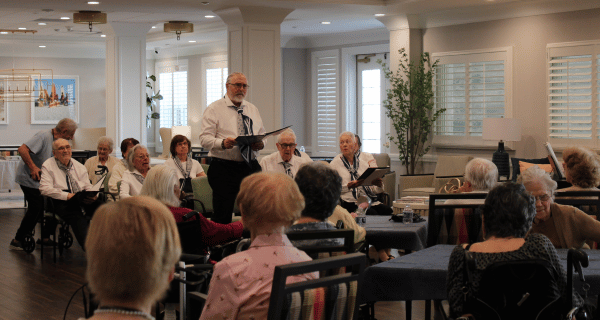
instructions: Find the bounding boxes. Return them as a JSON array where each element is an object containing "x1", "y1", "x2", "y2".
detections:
[
  {"x1": 199, "y1": 95, "x2": 266, "y2": 162},
  {"x1": 120, "y1": 169, "x2": 145, "y2": 199},
  {"x1": 107, "y1": 159, "x2": 127, "y2": 198},
  {"x1": 39, "y1": 157, "x2": 93, "y2": 201},
  {"x1": 259, "y1": 152, "x2": 313, "y2": 177},
  {"x1": 164, "y1": 157, "x2": 204, "y2": 179},
  {"x1": 330, "y1": 152, "x2": 384, "y2": 203}
]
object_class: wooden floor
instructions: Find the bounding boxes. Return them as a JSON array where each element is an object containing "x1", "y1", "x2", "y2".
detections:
[{"x1": 0, "y1": 207, "x2": 439, "y2": 320}]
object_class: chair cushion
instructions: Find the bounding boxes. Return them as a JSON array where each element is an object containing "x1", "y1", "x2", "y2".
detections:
[
  {"x1": 519, "y1": 161, "x2": 553, "y2": 175},
  {"x1": 511, "y1": 157, "x2": 550, "y2": 182}
]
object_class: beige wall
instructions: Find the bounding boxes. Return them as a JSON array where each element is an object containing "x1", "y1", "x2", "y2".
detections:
[{"x1": 423, "y1": 8, "x2": 600, "y2": 159}]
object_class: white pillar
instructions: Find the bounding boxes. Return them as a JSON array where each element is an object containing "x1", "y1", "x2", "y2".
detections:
[
  {"x1": 102, "y1": 22, "x2": 153, "y2": 148},
  {"x1": 215, "y1": 6, "x2": 293, "y2": 153},
  {"x1": 376, "y1": 14, "x2": 423, "y2": 73}
]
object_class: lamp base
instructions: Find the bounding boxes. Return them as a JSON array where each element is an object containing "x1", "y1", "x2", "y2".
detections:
[{"x1": 492, "y1": 141, "x2": 510, "y2": 179}]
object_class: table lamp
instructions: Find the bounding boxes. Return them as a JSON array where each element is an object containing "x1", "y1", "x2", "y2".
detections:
[
  {"x1": 171, "y1": 125, "x2": 192, "y2": 140},
  {"x1": 482, "y1": 118, "x2": 521, "y2": 179}
]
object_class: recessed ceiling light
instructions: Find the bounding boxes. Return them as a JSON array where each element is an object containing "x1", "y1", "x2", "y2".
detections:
[
  {"x1": 100, "y1": 34, "x2": 106, "y2": 37},
  {"x1": 152, "y1": 26, "x2": 156, "y2": 28},
  {"x1": 38, "y1": 22, "x2": 47, "y2": 26},
  {"x1": 321, "y1": 21, "x2": 331, "y2": 25},
  {"x1": 188, "y1": 40, "x2": 196, "y2": 43},
  {"x1": 374, "y1": 13, "x2": 385, "y2": 17},
  {"x1": 39, "y1": 45, "x2": 46, "y2": 48},
  {"x1": 87, "y1": 1, "x2": 100, "y2": 4},
  {"x1": 0, "y1": 32, "x2": 8, "y2": 34},
  {"x1": 201, "y1": 2, "x2": 209, "y2": 5},
  {"x1": 18, "y1": 27, "x2": 26, "y2": 30},
  {"x1": 60, "y1": 16, "x2": 70, "y2": 20},
  {"x1": 205, "y1": 15, "x2": 215, "y2": 18}
]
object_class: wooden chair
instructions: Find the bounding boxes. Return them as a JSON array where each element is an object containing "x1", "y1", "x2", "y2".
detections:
[
  {"x1": 286, "y1": 229, "x2": 355, "y2": 258},
  {"x1": 267, "y1": 252, "x2": 366, "y2": 320}
]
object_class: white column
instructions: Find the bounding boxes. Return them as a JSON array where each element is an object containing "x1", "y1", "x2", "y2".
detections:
[
  {"x1": 376, "y1": 14, "x2": 423, "y2": 74},
  {"x1": 215, "y1": 6, "x2": 293, "y2": 153},
  {"x1": 102, "y1": 22, "x2": 153, "y2": 148}
]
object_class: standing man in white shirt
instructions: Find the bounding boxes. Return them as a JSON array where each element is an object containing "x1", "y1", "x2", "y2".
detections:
[
  {"x1": 200, "y1": 72, "x2": 265, "y2": 224},
  {"x1": 260, "y1": 129, "x2": 312, "y2": 178}
]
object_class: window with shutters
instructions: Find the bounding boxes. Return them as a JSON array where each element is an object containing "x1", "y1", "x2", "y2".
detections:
[
  {"x1": 312, "y1": 49, "x2": 340, "y2": 156},
  {"x1": 201, "y1": 55, "x2": 228, "y2": 113},
  {"x1": 157, "y1": 60, "x2": 188, "y2": 129},
  {"x1": 547, "y1": 41, "x2": 600, "y2": 148},
  {"x1": 432, "y1": 47, "x2": 512, "y2": 147}
]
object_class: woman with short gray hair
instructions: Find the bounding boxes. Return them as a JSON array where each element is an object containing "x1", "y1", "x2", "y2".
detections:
[
  {"x1": 519, "y1": 165, "x2": 600, "y2": 248},
  {"x1": 120, "y1": 145, "x2": 150, "y2": 199},
  {"x1": 84, "y1": 136, "x2": 118, "y2": 184}
]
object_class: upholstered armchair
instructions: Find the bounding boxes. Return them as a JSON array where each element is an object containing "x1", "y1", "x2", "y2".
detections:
[
  {"x1": 398, "y1": 155, "x2": 473, "y2": 198},
  {"x1": 371, "y1": 153, "x2": 396, "y2": 204},
  {"x1": 158, "y1": 127, "x2": 172, "y2": 159},
  {"x1": 72, "y1": 127, "x2": 106, "y2": 150}
]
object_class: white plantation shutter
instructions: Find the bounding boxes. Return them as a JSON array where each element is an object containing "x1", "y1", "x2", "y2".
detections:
[
  {"x1": 312, "y1": 49, "x2": 340, "y2": 156},
  {"x1": 547, "y1": 44, "x2": 595, "y2": 143},
  {"x1": 158, "y1": 60, "x2": 188, "y2": 128},
  {"x1": 433, "y1": 47, "x2": 512, "y2": 147}
]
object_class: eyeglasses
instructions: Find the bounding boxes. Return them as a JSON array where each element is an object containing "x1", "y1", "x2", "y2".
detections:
[
  {"x1": 56, "y1": 145, "x2": 71, "y2": 151},
  {"x1": 279, "y1": 143, "x2": 297, "y2": 149},
  {"x1": 228, "y1": 83, "x2": 249, "y2": 89},
  {"x1": 534, "y1": 194, "x2": 551, "y2": 202}
]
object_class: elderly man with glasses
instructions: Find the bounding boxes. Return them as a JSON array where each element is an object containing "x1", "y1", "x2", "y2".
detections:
[
  {"x1": 260, "y1": 129, "x2": 312, "y2": 178},
  {"x1": 39, "y1": 138, "x2": 101, "y2": 250},
  {"x1": 200, "y1": 72, "x2": 266, "y2": 224}
]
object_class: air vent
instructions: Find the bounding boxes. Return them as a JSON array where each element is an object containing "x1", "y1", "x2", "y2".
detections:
[{"x1": 34, "y1": 18, "x2": 68, "y2": 23}]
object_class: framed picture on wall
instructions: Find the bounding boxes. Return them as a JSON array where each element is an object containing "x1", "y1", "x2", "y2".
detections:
[
  {"x1": 31, "y1": 75, "x2": 79, "y2": 124},
  {"x1": 0, "y1": 81, "x2": 6, "y2": 124}
]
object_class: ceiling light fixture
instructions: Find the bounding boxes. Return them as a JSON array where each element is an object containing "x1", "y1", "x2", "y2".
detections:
[
  {"x1": 100, "y1": 34, "x2": 106, "y2": 37},
  {"x1": 18, "y1": 27, "x2": 27, "y2": 30},
  {"x1": 374, "y1": 13, "x2": 385, "y2": 17},
  {"x1": 321, "y1": 21, "x2": 331, "y2": 25},
  {"x1": 188, "y1": 40, "x2": 196, "y2": 43},
  {"x1": 164, "y1": 21, "x2": 193, "y2": 40},
  {"x1": 201, "y1": 2, "x2": 209, "y2": 5},
  {"x1": 152, "y1": 26, "x2": 156, "y2": 29},
  {"x1": 87, "y1": 1, "x2": 100, "y2": 4},
  {"x1": 73, "y1": 10, "x2": 107, "y2": 31},
  {"x1": 205, "y1": 15, "x2": 215, "y2": 18},
  {"x1": 0, "y1": 32, "x2": 7, "y2": 35},
  {"x1": 39, "y1": 45, "x2": 46, "y2": 48},
  {"x1": 60, "y1": 16, "x2": 70, "y2": 20},
  {"x1": 38, "y1": 22, "x2": 47, "y2": 26}
]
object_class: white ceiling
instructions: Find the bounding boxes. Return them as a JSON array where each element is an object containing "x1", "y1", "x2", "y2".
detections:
[{"x1": 0, "y1": 0, "x2": 599, "y2": 57}]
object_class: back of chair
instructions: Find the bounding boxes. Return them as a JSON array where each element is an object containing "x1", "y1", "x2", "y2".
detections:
[
  {"x1": 177, "y1": 212, "x2": 204, "y2": 255},
  {"x1": 554, "y1": 190, "x2": 600, "y2": 213},
  {"x1": 467, "y1": 259, "x2": 562, "y2": 320},
  {"x1": 427, "y1": 193, "x2": 487, "y2": 247},
  {"x1": 268, "y1": 252, "x2": 366, "y2": 320},
  {"x1": 286, "y1": 229, "x2": 355, "y2": 257}
]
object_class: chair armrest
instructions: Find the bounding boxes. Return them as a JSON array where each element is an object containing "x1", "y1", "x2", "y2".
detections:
[
  {"x1": 191, "y1": 176, "x2": 213, "y2": 213},
  {"x1": 382, "y1": 171, "x2": 396, "y2": 200}
]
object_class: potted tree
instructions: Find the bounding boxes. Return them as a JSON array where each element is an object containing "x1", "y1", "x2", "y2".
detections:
[
  {"x1": 379, "y1": 48, "x2": 445, "y2": 175},
  {"x1": 146, "y1": 74, "x2": 163, "y2": 128}
]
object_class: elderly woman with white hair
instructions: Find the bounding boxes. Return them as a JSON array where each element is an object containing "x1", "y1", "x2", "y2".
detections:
[
  {"x1": 140, "y1": 165, "x2": 243, "y2": 255},
  {"x1": 330, "y1": 131, "x2": 392, "y2": 216},
  {"x1": 445, "y1": 158, "x2": 498, "y2": 205},
  {"x1": 120, "y1": 144, "x2": 150, "y2": 199},
  {"x1": 519, "y1": 165, "x2": 600, "y2": 249},
  {"x1": 84, "y1": 196, "x2": 181, "y2": 320},
  {"x1": 84, "y1": 136, "x2": 119, "y2": 185},
  {"x1": 200, "y1": 172, "x2": 317, "y2": 320}
]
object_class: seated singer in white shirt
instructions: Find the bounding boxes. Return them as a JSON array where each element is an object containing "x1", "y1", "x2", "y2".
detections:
[
  {"x1": 120, "y1": 145, "x2": 151, "y2": 199},
  {"x1": 330, "y1": 131, "x2": 393, "y2": 216},
  {"x1": 39, "y1": 138, "x2": 101, "y2": 250},
  {"x1": 259, "y1": 129, "x2": 312, "y2": 178}
]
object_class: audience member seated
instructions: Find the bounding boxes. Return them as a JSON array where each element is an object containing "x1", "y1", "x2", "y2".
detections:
[
  {"x1": 447, "y1": 183, "x2": 581, "y2": 318},
  {"x1": 519, "y1": 165, "x2": 600, "y2": 249},
  {"x1": 199, "y1": 172, "x2": 317, "y2": 320},
  {"x1": 328, "y1": 205, "x2": 366, "y2": 246},
  {"x1": 107, "y1": 138, "x2": 139, "y2": 200},
  {"x1": 164, "y1": 134, "x2": 205, "y2": 193},
  {"x1": 288, "y1": 162, "x2": 344, "y2": 247},
  {"x1": 120, "y1": 144, "x2": 150, "y2": 199},
  {"x1": 140, "y1": 165, "x2": 243, "y2": 255},
  {"x1": 558, "y1": 146, "x2": 600, "y2": 192},
  {"x1": 39, "y1": 139, "x2": 102, "y2": 249},
  {"x1": 84, "y1": 136, "x2": 119, "y2": 185},
  {"x1": 84, "y1": 196, "x2": 181, "y2": 320},
  {"x1": 330, "y1": 131, "x2": 392, "y2": 215},
  {"x1": 259, "y1": 128, "x2": 312, "y2": 178},
  {"x1": 445, "y1": 158, "x2": 498, "y2": 205}
]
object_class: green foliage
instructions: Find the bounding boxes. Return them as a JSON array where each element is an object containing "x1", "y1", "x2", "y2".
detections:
[
  {"x1": 146, "y1": 75, "x2": 163, "y2": 123},
  {"x1": 378, "y1": 48, "x2": 445, "y2": 175}
]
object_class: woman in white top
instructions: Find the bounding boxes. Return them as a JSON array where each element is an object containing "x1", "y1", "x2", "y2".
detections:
[
  {"x1": 84, "y1": 136, "x2": 119, "y2": 185},
  {"x1": 164, "y1": 135, "x2": 205, "y2": 194},
  {"x1": 120, "y1": 145, "x2": 150, "y2": 199}
]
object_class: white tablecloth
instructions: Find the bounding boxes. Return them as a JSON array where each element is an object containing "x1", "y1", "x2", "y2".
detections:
[{"x1": 0, "y1": 160, "x2": 20, "y2": 192}]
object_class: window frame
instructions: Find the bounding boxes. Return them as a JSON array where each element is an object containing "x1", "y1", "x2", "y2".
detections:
[
  {"x1": 432, "y1": 46, "x2": 513, "y2": 149},
  {"x1": 154, "y1": 59, "x2": 189, "y2": 152},
  {"x1": 311, "y1": 49, "x2": 341, "y2": 157}
]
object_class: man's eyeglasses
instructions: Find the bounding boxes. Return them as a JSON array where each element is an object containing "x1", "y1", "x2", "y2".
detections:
[
  {"x1": 279, "y1": 143, "x2": 297, "y2": 149},
  {"x1": 57, "y1": 145, "x2": 71, "y2": 151},
  {"x1": 534, "y1": 194, "x2": 551, "y2": 202},
  {"x1": 228, "y1": 83, "x2": 249, "y2": 89}
]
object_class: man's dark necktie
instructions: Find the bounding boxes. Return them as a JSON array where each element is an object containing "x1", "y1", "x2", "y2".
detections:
[{"x1": 233, "y1": 106, "x2": 254, "y2": 166}]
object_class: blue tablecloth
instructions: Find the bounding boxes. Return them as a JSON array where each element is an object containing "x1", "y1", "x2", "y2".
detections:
[
  {"x1": 361, "y1": 244, "x2": 600, "y2": 303},
  {"x1": 363, "y1": 216, "x2": 428, "y2": 251}
]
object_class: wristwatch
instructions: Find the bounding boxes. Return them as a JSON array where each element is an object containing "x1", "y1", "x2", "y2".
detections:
[{"x1": 221, "y1": 139, "x2": 226, "y2": 149}]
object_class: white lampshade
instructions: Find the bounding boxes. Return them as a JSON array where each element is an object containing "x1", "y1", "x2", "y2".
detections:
[
  {"x1": 171, "y1": 126, "x2": 192, "y2": 139},
  {"x1": 482, "y1": 118, "x2": 522, "y2": 142}
]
